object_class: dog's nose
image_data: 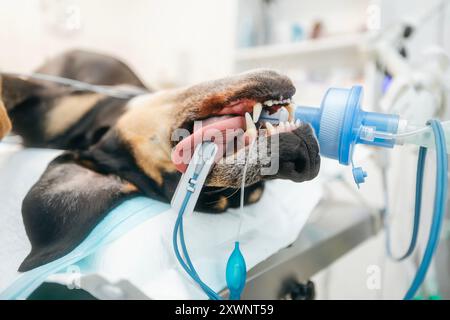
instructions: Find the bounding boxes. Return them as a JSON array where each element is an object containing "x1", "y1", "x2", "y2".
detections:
[{"x1": 273, "y1": 124, "x2": 320, "y2": 183}]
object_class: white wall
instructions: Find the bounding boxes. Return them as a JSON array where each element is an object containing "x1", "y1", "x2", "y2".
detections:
[{"x1": 0, "y1": 0, "x2": 237, "y2": 87}]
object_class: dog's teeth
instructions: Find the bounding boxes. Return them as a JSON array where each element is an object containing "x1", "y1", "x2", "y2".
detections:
[
  {"x1": 245, "y1": 112, "x2": 257, "y2": 138},
  {"x1": 290, "y1": 121, "x2": 296, "y2": 129},
  {"x1": 295, "y1": 119, "x2": 301, "y2": 127},
  {"x1": 287, "y1": 121, "x2": 293, "y2": 130},
  {"x1": 286, "y1": 121, "x2": 293, "y2": 130},
  {"x1": 265, "y1": 122, "x2": 275, "y2": 135},
  {"x1": 285, "y1": 121, "x2": 292, "y2": 130},
  {"x1": 279, "y1": 107, "x2": 289, "y2": 123},
  {"x1": 290, "y1": 121, "x2": 297, "y2": 130},
  {"x1": 245, "y1": 112, "x2": 256, "y2": 130},
  {"x1": 286, "y1": 103, "x2": 295, "y2": 121},
  {"x1": 264, "y1": 100, "x2": 273, "y2": 107},
  {"x1": 278, "y1": 122, "x2": 286, "y2": 133},
  {"x1": 252, "y1": 103, "x2": 262, "y2": 123}
]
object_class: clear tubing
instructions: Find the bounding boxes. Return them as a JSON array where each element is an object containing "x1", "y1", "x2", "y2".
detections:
[
  {"x1": 373, "y1": 125, "x2": 435, "y2": 139},
  {"x1": 369, "y1": 120, "x2": 450, "y2": 152},
  {"x1": 237, "y1": 139, "x2": 256, "y2": 241},
  {"x1": 1, "y1": 72, "x2": 148, "y2": 99}
]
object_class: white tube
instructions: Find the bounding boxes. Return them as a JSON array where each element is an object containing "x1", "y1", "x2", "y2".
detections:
[
  {"x1": 371, "y1": 120, "x2": 450, "y2": 152},
  {"x1": 1, "y1": 72, "x2": 148, "y2": 99}
]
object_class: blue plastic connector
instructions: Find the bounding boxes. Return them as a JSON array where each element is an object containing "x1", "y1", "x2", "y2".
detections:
[
  {"x1": 226, "y1": 242, "x2": 247, "y2": 300},
  {"x1": 294, "y1": 86, "x2": 400, "y2": 186},
  {"x1": 352, "y1": 167, "x2": 368, "y2": 188}
]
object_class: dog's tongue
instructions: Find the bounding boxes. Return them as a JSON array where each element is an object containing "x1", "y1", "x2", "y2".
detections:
[{"x1": 172, "y1": 116, "x2": 246, "y2": 173}]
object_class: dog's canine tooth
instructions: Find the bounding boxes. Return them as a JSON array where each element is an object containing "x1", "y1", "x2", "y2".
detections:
[
  {"x1": 265, "y1": 122, "x2": 275, "y2": 135},
  {"x1": 264, "y1": 100, "x2": 273, "y2": 107},
  {"x1": 278, "y1": 121, "x2": 286, "y2": 133},
  {"x1": 286, "y1": 103, "x2": 295, "y2": 121},
  {"x1": 252, "y1": 103, "x2": 262, "y2": 123},
  {"x1": 245, "y1": 112, "x2": 257, "y2": 139},
  {"x1": 295, "y1": 119, "x2": 301, "y2": 127}
]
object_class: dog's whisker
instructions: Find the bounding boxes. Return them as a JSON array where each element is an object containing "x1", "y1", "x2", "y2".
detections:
[
  {"x1": 203, "y1": 187, "x2": 241, "y2": 205},
  {"x1": 203, "y1": 187, "x2": 230, "y2": 194}
]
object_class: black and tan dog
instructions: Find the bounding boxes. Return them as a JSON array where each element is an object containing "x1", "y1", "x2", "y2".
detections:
[
  {"x1": 0, "y1": 88, "x2": 12, "y2": 139},
  {"x1": 0, "y1": 50, "x2": 320, "y2": 272}
]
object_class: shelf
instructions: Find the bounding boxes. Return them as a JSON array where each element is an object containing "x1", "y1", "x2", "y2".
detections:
[{"x1": 234, "y1": 33, "x2": 368, "y2": 71}]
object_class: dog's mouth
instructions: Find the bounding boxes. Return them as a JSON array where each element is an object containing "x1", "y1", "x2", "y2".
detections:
[{"x1": 171, "y1": 92, "x2": 298, "y2": 173}]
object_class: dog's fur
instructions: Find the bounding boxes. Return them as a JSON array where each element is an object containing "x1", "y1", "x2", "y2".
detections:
[
  {"x1": 0, "y1": 50, "x2": 320, "y2": 271},
  {"x1": 0, "y1": 79, "x2": 12, "y2": 138}
]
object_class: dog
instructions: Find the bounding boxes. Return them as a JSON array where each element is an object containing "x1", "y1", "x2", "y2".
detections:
[
  {"x1": 0, "y1": 88, "x2": 12, "y2": 139},
  {"x1": 0, "y1": 50, "x2": 320, "y2": 272}
]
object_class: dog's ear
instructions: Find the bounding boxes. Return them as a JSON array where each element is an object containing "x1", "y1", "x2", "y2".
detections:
[
  {"x1": 19, "y1": 152, "x2": 140, "y2": 272},
  {"x1": 0, "y1": 74, "x2": 45, "y2": 111},
  {"x1": 0, "y1": 77, "x2": 13, "y2": 139},
  {"x1": 0, "y1": 75, "x2": 47, "y2": 143},
  {"x1": 0, "y1": 99, "x2": 11, "y2": 139}
]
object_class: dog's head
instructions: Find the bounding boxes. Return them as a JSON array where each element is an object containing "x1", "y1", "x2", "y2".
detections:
[
  {"x1": 101, "y1": 69, "x2": 320, "y2": 189},
  {"x1": 7, "y1": 69, "x2": 320, "y2": 271}
]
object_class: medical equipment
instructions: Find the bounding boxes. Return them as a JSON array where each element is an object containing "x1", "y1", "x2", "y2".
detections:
[
  {"x1": 366, "y1": 2, "x2": 450, "y2": 294},
  {"x1": 0, "y1": 72, "x2": 148, "y2": 99},
  {"x1": 261, "y1": 85, "x2": 448, "y2": 300},
  {"x1": 261, "y1": 86, "x2": 449, "y2": 183},
  {"x1": 171, "y1": 142, "x2": 247, "y2": 300},
  {"x1": 171, "y1": 85, "x2": 447, "y2": 300}
]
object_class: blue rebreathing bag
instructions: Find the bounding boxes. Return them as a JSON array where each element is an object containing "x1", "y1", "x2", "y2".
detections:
[{"x1": 0, "y1": 197, "x2": 169, "y2": 300}]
